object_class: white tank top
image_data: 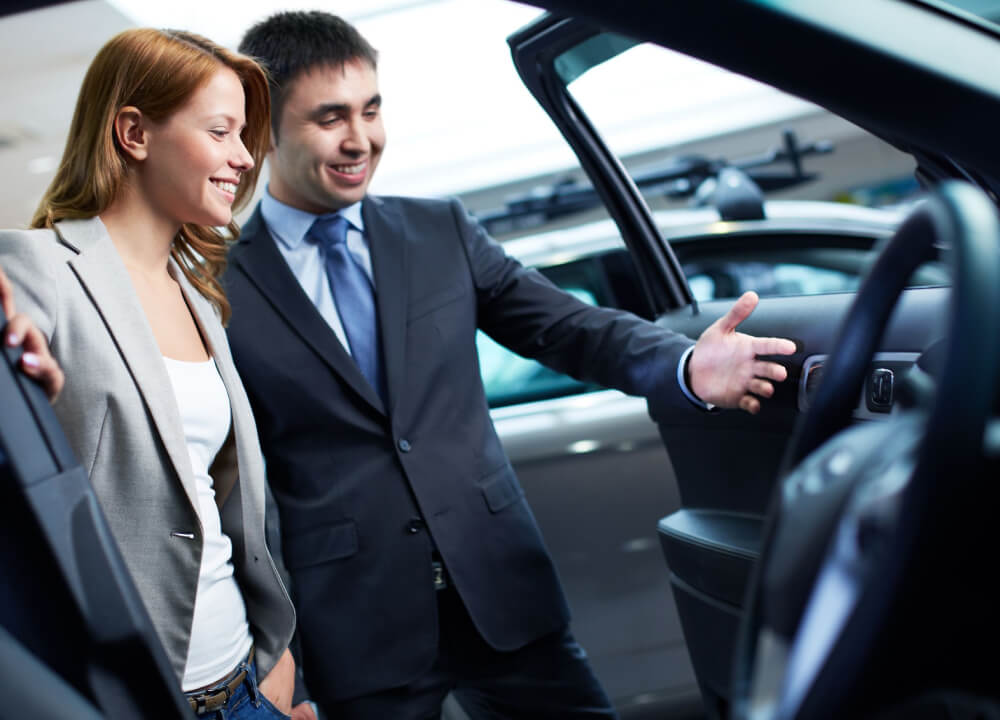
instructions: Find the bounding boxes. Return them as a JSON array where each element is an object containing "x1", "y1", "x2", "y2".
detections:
[{"x1": 163, "y1": 356, "x2": 254, "y2": 690}]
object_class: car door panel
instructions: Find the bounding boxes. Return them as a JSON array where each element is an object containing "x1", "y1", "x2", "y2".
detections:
[{"x1": 651, "y1": 287, "x2": 949, "y2": 706}]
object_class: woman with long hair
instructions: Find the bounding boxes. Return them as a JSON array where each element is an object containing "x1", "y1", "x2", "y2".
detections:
[{"x1": 0, "y1": 29, "x2": 296, "y2": 718}]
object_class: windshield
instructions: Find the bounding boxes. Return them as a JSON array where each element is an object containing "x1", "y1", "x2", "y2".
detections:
[
  {"x1": 554, "y1": 33, "x2": 918, "y2": 214},
  {"x1": 928, "y1": 0, "x2": 1000, "y2": 26}
]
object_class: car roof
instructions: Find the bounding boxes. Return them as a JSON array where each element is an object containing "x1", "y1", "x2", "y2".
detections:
[{"x1": 505, "y1": 200, "x2": 904, "y2": 267}]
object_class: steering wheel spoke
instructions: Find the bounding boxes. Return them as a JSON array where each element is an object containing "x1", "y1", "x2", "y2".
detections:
[{"x1": 895, "y1": 364, "x2": 937, "y2": 410}]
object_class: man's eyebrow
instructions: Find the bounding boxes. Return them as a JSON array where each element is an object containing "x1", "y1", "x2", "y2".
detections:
[
  {"x1": 310, "y1": 103, "x2": 350, "y2": 119},
  {"x1": 310, "y1": 95, "x2": 382, "y2": 119}
]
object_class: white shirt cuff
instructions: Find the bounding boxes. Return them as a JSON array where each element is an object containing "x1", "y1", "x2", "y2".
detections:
[{"x1": 677, "y1": 345, "x2": 716, "y2": 411}]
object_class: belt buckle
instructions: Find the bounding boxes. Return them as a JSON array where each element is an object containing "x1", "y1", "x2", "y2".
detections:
[
  {"x1": 186, "y1": 647, "x2": 252, "y2": 715},
  {"x1": 432, "y1": 560, "x2": 448, "y2": 590}
]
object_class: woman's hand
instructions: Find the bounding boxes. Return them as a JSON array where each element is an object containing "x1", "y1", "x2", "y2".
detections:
[
  {"x1": 291, "y1": 701, "x2": 319, "y2": 720},
  {"x1": 258, "y1": 647, "x2": 296, "y2": 716},
  {"x1": 1, "y1": 264, "x2": 63, "y2": 401}
]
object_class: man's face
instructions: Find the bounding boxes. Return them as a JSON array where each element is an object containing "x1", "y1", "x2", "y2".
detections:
[{"x1": 268, "y1": 60, "x2": 385, "y2": 213}]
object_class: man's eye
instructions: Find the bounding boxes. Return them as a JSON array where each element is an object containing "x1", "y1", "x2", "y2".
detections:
[
  {"x1": 364, "y1": 110, "x2": 379, "y2": 119},
  {"x1": 318, "y1": 117, "x2": 340, "y2": 126}
]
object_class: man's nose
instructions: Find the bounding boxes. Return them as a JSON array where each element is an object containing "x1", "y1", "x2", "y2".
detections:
[{"x1": 341, "y1": 119, "x2": 370, "y2": 154}]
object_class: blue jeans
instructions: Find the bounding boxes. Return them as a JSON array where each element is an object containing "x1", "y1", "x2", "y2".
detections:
[{"x1": 191, "y1": 657, "x2": 290, "y2": 720}]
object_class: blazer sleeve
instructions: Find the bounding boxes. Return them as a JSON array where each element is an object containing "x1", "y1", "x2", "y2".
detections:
[
  {"x1": 0, "y1": 229, "x2": 59, "y2": 342},
  {"x1": 447, "y1": 198, "x2": 698, "y2": 418}
]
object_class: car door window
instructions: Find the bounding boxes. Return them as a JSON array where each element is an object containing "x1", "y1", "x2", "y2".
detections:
[
  {"x1": 550, "y1": 35, "x2": 953, "y2": 301},
  {"x1": 480, "y1": 34, "x2": 951, "y2": 404},
  {"x1": 560, "y1": 39, "x2": 916, "y2": 207}
]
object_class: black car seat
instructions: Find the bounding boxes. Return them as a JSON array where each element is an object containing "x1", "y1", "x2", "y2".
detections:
[{"x1": 0, "y1": 342, "x2": 192, "y2": 719}]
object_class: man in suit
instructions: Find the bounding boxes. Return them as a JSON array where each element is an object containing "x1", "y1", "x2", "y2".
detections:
[{"x1": 225, "y1": 11, "x2": 796, "y2": 719}]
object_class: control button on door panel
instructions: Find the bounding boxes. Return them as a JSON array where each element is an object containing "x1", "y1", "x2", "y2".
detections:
[{"x1": 869, "y1": 368, "x2": 894, "y2": 412}]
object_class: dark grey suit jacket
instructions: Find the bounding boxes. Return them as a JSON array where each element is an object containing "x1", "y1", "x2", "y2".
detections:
[{"x1": 223, "y1": 195, "x2": 695, "y2": 704}]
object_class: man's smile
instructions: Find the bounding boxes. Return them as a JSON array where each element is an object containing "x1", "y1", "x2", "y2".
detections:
[{"x1": 326, "y1": 160, "x2": 368, "y2": 183}]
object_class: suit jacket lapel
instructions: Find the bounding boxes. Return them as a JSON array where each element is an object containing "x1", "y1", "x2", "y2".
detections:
[
  {"x1": 56, "y1": 218, "x2": 200, "y2": 517},
  {"x1": 232, "y1": 207, "x2": 385, "y2": 414},
  {"x1": 364, "y1": 196, "x2": 408, "y2": 416}
]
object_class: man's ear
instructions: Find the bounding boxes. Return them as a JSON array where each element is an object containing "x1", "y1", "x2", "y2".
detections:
[{"x1": 114, "y1": 106, "x2": 149, "y2": 162}]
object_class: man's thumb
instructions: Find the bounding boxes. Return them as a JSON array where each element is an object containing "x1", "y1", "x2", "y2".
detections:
[{"x1": 718, "y1": 291, "x2": 758, "y2": 332}]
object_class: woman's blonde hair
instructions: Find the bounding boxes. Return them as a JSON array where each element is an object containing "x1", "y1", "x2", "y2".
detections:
[{"x1": 31, "y1": 28, "x2": 271, "y2": 324}]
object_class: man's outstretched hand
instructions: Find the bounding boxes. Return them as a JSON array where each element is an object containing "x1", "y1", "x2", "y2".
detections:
[{"x1": 687, "y1": 291, "x2": 796, "y2": 414}]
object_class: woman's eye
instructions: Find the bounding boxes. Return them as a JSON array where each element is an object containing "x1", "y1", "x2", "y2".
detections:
[{"x1": 210, "y1": 129, "x2": 229, "y2": 138}]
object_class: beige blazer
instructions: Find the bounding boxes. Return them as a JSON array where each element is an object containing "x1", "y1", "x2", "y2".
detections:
[{"x1": 0, "y1": 217, "x2": 294, "y2": 681}]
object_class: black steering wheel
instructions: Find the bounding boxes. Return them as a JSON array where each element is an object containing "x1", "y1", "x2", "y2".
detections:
[{"x1": 731, "y1": 182, "x2": 1000, "y2": 719}]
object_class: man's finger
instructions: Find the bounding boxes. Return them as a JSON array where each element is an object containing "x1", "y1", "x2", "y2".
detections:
[
  {"x1": 0, "y1": 266, "x2": 15, "y2": 320},
  {"x1": 752, "y1": 335, "x2": 797, "y2": 356},
  {"x1": 748, "y1": 378, "x2": 775, "y2": 398},
  {"x1": 739, "y1": 394, "x2": 761, "y2": 414},
  {"x1": 753, "y1": 360, "x2": 788, "y2": 383},
  {"x1": 717, "y1": 291, "x2": 759, "y2": 333}
]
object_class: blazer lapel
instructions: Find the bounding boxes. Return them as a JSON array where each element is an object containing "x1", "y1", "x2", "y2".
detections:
[
  {"x1": 56, "y1": 218, "x2": 200, "y2": 517},
  {"x1": 232, "y1": 208, "x2": 385, "y2": 414},
  {"x1": 363, "y1": 197, "x2": 408, "y2": 416}
]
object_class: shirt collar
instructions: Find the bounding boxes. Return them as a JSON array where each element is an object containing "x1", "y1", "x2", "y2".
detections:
[{"x1": 260, "y1": 188, "x2": 366, "y2": 250}]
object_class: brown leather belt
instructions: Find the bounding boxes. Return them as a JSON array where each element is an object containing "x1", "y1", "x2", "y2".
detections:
[{"x1": 185, "y1": 645, "x2": 255, "y2": 714}]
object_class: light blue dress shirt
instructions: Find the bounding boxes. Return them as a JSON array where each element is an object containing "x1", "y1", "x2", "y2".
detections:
[{"x1": 260, "y1": 190, "x2": 372, "y2": 357}]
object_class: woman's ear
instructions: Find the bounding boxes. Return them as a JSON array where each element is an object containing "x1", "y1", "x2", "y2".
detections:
[{"x1": 114, "y1": 106, "x2": 149, "y2": 162}]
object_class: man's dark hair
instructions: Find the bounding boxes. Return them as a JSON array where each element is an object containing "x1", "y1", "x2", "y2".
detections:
[{"x1": 239, "y1": 11, "x2": 378, "y2": 138}]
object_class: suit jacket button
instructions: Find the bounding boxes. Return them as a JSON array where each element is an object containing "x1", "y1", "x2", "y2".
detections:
[
  {"x1": 406, "y1": 518, "x2": 425, "y2": 534},
  {"x1": 398, "y1": 438, "x2": 411, "y2": 452}
]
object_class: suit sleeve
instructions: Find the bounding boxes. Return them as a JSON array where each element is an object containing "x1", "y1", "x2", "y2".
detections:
[
  {"x1": 448, "y1": 198, "x2": 698, "y2": 419},
  {"x1": 0, "y1": 229, "x2": 59, "y2": 342}
]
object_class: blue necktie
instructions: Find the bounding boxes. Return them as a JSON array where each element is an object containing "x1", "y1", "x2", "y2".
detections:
[{"x1": 308, "y1": 214, "x2": 386, "y2": 404}]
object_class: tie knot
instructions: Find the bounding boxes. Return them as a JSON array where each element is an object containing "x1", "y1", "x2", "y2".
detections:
[{"x1": 309, "y1": 214, "x2": 350, "y2": 248}]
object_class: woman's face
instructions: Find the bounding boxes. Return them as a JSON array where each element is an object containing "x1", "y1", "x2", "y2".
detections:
[{"x1": 139, "y1": 66, "x2": 254, "y2": 229}]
